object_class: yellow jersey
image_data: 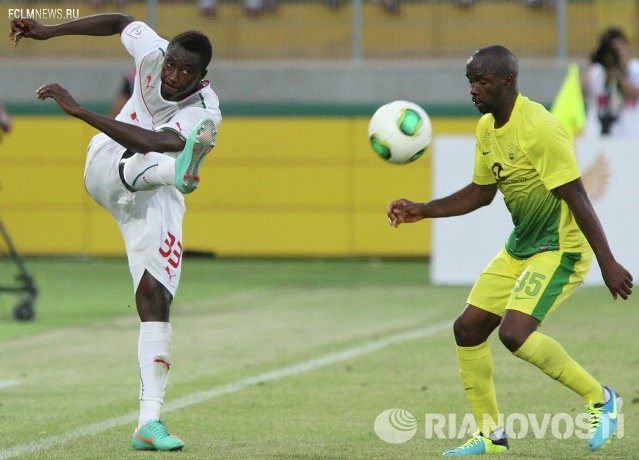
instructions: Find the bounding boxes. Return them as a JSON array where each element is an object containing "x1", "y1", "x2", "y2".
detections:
[{"x1": 472, "y1": 94, "x2": 590, "y2": 259}]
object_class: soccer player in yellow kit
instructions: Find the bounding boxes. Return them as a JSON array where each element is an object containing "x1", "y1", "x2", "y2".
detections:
[{"x1": 387, "y1": 45, "x2": 633, "y2": 456}]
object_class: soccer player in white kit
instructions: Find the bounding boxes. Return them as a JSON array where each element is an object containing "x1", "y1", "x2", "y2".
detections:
[{"x1": 10, "y1": 13, "x2": 222, "y2": 451}]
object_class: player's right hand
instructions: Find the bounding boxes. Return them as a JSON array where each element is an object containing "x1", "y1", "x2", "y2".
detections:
[
  {"x1": 9, "y1": 18, "x2": 48, "y2": 45},
  {"x1": 387, "y1": 198, "x2": 426, "y2": 227}
]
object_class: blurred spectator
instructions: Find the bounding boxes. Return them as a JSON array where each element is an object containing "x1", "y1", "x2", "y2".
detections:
[
  {"x1": 0, "y1": 105, "x2": 12, "y2": 142},
  {"x1": 326, "y1": 0, "x2": 398, "y2": 14},
  {"x1": 198, "y1": 0, "x2": 217, "y2": 17},
  {"x1": 325, "y1": 0, "x2": 343, "y2": 9},
  {"x1": 456, "y1": 0, "x2": 476, "y2": 7},
  {"x1": 582, "y1": 27, "x2": 639, "y2": 137},
  {"x1": 198, "y1": 0, "x2": 277, "y2": 17},
  {"x1": 522, "y1": 0, "x2": 555, "y2": 9},
  {"x1": 109, "y1": 67, "x2": 136, "y2": 119},
  {"x1": 243, "y1": 0, "x2": 266, "y2": 16},
  {"x1": 379, "y1": 0, "x2": 399, "y2": 14}
]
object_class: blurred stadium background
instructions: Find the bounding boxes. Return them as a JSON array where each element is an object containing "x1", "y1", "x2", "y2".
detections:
[
  {"x1": 0, "y1": 5, "x2": 636, "y2": 457},
  {"x1": 0, "y1": 0, "x2": 636, "y2": 258}
]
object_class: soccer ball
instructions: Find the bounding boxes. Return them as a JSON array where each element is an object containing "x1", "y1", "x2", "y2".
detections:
[{"x1": 368, "y1": 100, "x2": 432, "y2": 165}]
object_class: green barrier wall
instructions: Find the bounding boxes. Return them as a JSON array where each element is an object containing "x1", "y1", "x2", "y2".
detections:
[{"x1": 0, "y1": 115, "x2": 476, "y2": 257}]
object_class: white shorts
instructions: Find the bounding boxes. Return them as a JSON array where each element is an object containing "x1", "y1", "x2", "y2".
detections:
[{"x1": 83, "y1": 134, "x2": 186, "y2": 297}]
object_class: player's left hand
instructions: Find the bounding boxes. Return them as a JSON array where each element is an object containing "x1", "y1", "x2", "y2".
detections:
[
  {"x1": 36, "y1": 83, "x2": 82, "y2": 117},
  {"x1": 601, "y1": 261, "x2": 633, "y2": 300}
]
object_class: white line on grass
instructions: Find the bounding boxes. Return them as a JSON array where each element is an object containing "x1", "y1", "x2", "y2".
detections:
[
  {"x1": 0, "y1": 320, "x2": 452, "y2": 459},
  {"x1": 0, "y1": 380, "x2": 21, "y2": 390}
]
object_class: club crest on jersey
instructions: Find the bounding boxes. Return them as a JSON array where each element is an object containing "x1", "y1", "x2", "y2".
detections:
[
  {"x1": 125, "y1": 23, "x2": 149, "y2": 39},
  {"x1": 508, "y1": 143, "x2": 517, "y2": 163}
]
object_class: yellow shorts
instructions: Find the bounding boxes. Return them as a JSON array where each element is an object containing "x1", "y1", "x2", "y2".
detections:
[{"x1": 467, "y1": 247, "x2": 593, "y2": 323}]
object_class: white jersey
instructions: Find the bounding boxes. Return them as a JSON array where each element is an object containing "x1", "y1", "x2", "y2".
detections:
[
  {"x1": 117, "y1": 21, "x2": 222, "y2": 156},
  {"x1": 84, "y1": 20, "x2": 222, "y2": 297}
]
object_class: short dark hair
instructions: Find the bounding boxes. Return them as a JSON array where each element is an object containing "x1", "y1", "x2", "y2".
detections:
[
  {"x1": 169, "y1": 31, "x2": 213, "y2": 70},
  {"x1": 473, "y1": 45, "x2": 519, "y2": 80}
]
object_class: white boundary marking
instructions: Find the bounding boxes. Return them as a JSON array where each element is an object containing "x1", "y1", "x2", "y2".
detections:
[
  {"x1": 0, "y1": 380, "x2": 21, "y2": 390},
  {"x1": 0, "y1": 320, "x2": 452, "y2": 459}
]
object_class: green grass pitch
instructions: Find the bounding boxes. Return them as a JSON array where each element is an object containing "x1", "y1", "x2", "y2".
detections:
[{"x1": 0, "y1": 257, "x2": 636, "y2": 459}]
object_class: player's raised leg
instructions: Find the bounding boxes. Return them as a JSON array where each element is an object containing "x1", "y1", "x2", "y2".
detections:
[
  {"x1": 120, "y1": 117, "x2": 216, "y2": 194},
  {"x1": 174, "y1": 117, "x2": 216, "y2": 194},
  {"x1": 121, "y1": 151, "x2": 176, "y2": 192}
]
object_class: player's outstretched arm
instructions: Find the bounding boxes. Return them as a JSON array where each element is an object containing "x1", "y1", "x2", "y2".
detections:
[
  {"x1": 555, "y1": 178, "x2": 633, "y2": 300},
  {"x1": 387, "y1": 182, "x2": 497, "y2": 227},
  {"x1": 36, "y1": 83, "x2": 185, "y2": 154},
  {"x1": 9, "y1": 13, "x2": 134, "y2": 45}
]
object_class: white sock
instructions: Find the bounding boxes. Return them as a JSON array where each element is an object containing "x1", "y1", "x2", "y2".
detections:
[
  {"x1": 137, "y1": 321, "x2": 172, "y2": 428},
  {"x1": 489, "y1": 425, "x2": 505, "y2": 440},
  {"x1": 123, "y1": 152, "x2": 175, "y2": 191},
  {"x1": 138, "y1": 400, "x2": 162, "y2": 430},
  {"x1": 603, "y1": 386, "x2": 611, "y2": 403}
]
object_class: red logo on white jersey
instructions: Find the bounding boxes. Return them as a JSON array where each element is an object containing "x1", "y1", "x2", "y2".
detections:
[
  {"x1": 175, "y1": 122, "x2": 182, "y2": 133},
  {"x1": 164, "y1": 266, "x2": 176, "y2": 283},
  {"x1": 145, "y1": 75, "x2": 154, "y2": 90}
]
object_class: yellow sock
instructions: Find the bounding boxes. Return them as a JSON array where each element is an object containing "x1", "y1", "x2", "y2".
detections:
[
  {"x1": 513, "y1": 331, "x2": 604, "y2": 403},
  {"x1": 457, "y1": 342, "x2": 500, "y2": 435}
]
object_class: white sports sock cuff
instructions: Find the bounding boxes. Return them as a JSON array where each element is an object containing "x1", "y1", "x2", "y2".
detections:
[{"x1": 139, "y1": 321, "x2": 172, "y2": 342}]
